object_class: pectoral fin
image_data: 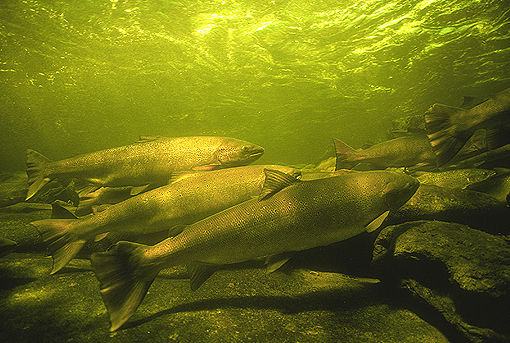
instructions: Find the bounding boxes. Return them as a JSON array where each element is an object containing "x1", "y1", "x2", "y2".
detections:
[
  {"x1": 168, "y1": 225, "x2": 187, "y2": 237},
  {"x1": 192, "y1": 164, "x2": 221, "y2": 171},
  {"x1": 365, "y1": 210, "x2": 389, "y2": 233},
  {"x1": 130, "y1": 185, "x2": 149, "y2": 196}
]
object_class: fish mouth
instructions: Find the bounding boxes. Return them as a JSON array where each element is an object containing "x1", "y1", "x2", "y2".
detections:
[{"x1": 248, "y1": 147, "x2": 265, "y2": 159}]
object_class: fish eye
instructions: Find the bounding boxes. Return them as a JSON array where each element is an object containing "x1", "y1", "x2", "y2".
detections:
[{"x1": 241, "y1": 146, "x2": 249, "y2": 152}]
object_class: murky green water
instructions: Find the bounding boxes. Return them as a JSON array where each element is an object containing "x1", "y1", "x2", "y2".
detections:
[{"x1": 1, "y1": 0, "x2": 509, "y2": 171}]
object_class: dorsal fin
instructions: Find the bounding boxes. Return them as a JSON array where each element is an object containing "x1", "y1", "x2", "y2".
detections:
[
  {"x1": 460, "y1": 95, "x2": 490, "y2": 110},
  {"x1": 259, "y1": 169, "x2": 301, "y2": 201},
  {"x1": 51, "y1": 203, "x2": 78, "y2": 219}
]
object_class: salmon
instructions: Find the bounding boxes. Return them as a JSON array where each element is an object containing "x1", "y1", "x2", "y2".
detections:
[
  {"x1": 31, "y1": 165, "x2": 300, "y2": 274},
  {"x1": 334, "y1": 132, "x2": 437, "y2": 171},
  {"x1": 26, "y1": 136, "x2": 265, "y2": 200},
  {"x1": 425, "y1": 87, "x2": 510, "y2": 166},
  {"x1": 90, "y1": 169, "x2": 419, "y2": 331}
]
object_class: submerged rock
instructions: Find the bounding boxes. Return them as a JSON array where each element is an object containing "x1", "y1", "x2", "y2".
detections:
[
  {"x1": 0, "y1": 172, "x2": 79, "y2": 208},
  {"x1": 0, "y1": 237, "x2": 17, "y2": 258},
  {"x1": 372, "y1": 220, "x2": 510, "y2": 343},
  {"x1": 385, "y1": 184, "x2": 510, "y2": 234}
]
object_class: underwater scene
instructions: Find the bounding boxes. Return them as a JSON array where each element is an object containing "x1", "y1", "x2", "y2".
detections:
[{"x1": 1, "y1": 0, "x2": 510, "y2": 342}]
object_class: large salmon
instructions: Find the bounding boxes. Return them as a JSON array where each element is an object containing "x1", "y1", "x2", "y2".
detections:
[
  {"x1": 26, "y1": 136, "x2": 264, "y2": 200},
  {"x1": 31, "y1": 165, "x2": 300, "y2": 274},
  {"x1": 90, "y1": 169, "x2": 419, "y2": 331}
]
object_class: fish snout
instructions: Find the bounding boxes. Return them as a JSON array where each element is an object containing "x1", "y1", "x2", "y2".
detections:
[
  {"x1": 219, "y1": 143, "x2": 265, "y2": 167},
  {"x1": 246, "y1": 145, "x2": 265, "y2": 160}
]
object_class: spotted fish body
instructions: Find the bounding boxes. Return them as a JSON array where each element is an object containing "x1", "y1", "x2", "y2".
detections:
[
  {"x1": 90, "y1": 169, "x2": 419, "y2": 331},
  {"x1": 31, "y1": 165, "x2": 300, "y2": 274},
  {"x1": 25, "y1": 136, "x2": 265, "y2": 200}
]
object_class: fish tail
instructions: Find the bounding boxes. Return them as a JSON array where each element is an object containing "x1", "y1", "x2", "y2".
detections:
[
  {"x1": 90, "y1": 242, "x2": 158, "y2": 331},
  {"x1": 424, "y1": 104, "x2": 470, "y2": 167},
  {"x1": 26, "y1": 149, "x2": 52, "y2": 200},
  {"x1": 333, "y1": 138, "x2": 357, "y2": 170},
  {"x1": 31, "y1": 218, "x2": 85, "y2": 274}
]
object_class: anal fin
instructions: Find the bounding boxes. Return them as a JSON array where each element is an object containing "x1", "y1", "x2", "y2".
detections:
[
  {"x1": 265, "y1": 252, "x2": 295, "y2": 273},
  {"x1": 190, "y1": 262, "x2": 221, "y2": 291}
]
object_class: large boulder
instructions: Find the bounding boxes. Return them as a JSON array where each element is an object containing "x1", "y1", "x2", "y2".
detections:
[
  {"x1": 372, "y1": 220, "x2": 510, "y2": 343},
  {"x1": 385, "y1": 184, "x2": 510, "y2": 234}
]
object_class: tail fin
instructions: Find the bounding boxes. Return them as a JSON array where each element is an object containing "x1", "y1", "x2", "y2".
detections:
[
  {"x1": 90, "y1": 242, "x2": 158, "y2": 331},
  {"x1": 31, "y1": 204, "x2": 84, "y2": 274},
  {"x1": 333, "y1": 138, "x2": 357, "y2": 170},
  {"x1": 424, "y1": 104, "x2": 471, "y2": 167},
  {"x1": 26, "y1": 149, "x2": 52, "y2": 200}
]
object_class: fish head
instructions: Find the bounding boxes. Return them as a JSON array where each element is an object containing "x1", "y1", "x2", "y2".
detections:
[
  {"x1": 216, "y1": 139, "x2": 265, "y2": 167},
  {"x1": 379, "y1": 172, "x2": 420, "y2": 211}
]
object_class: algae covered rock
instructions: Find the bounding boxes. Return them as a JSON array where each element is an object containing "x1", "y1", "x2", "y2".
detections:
[
  {"x1": 385, "y1": 184, "x2": 510, "y2": 234},
  {"x1": 372, "y1": 220, "x2": 510, "y2": 343}
]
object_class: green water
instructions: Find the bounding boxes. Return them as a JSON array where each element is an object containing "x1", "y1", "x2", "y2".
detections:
[{"x1": 1, "y1": 0, "x2": 509, "y2": 171}]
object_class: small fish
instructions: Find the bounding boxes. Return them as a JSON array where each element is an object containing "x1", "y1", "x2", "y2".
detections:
[
  {"x1": 31, "y1": 165, "x2": 300, "y2": 274},
  {"x1": 425, "y1": 87, "x2": 510, "y2": 167},
  {"x1": 26, "y1": 136, "x2": 265, "y2": 200},
  {"x1": 90, "y1": 169, "x2": 419, "y2": 331},
  {"x1": 334, "y1": 132, "x2": 437, "y2": 171},
  {"x1": 416, "y1": 168, "x2": 497, "y2": 189}
]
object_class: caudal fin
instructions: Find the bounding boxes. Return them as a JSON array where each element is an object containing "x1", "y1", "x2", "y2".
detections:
[
  {"x1": 30, "y1": 203, "x2": 84, "y2": 274},
  {"x1": 424, "y1": 104, "x2": 471, "y2": 167},
  {"x1": 333, "y1": 138, "x2": 357, "y2": 170},
  {"x1": 90, "y1": 242, "x2": 158, "y2": 331},
  {"x1": 26, "y1": 149, "x2": 52, "y2": 200}
]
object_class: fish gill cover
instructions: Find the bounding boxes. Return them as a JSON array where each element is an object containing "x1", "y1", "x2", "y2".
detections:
[{"x1": 0, "y1": 0, "x2": 509, "y2": 170}]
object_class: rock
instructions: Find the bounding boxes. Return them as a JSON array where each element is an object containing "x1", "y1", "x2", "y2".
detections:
[
  {"x1": 372, "y1": 220, "x2": 510, "y2": 343},
  {"x1": 0, "y1": 252, "x2": 450, "y2": 343},
  {"x1": 466, "y1": 168, "x2": 510, "y2": 204},
  {"x1": 385, "y1": 184, "x2": 510, "y2": 234},
  {"x1": 0, "y1": 237, "x2": 17, "y2": 258},
  {"x1": 0, "y1": 172, "x2": 29, "y2": 208}
]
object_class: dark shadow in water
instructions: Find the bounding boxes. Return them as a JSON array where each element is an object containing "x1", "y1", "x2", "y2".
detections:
[
  {"x1": 0, "y1": 276, "x2": 37, "y2": 291},
  {"x1": 377, "y1": 282, "x2": 474, "y2": 343},
  {"x1": 124, "y1": 283, "x2": 382, "y2": 330}
]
